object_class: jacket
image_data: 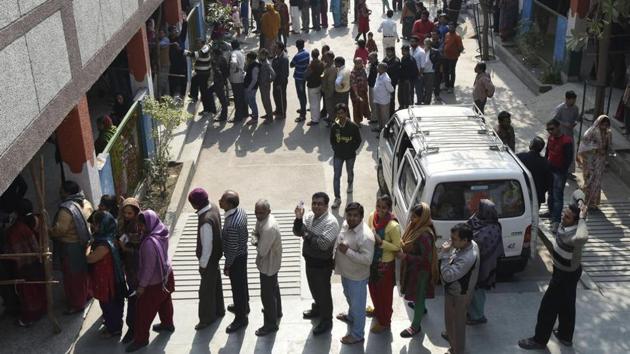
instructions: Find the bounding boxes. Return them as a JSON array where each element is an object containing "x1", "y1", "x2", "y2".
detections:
[
  {"x1": 272, "y1": 51, "x2": 290, "y2": 85},
  {"x1": 517, "y1": 150, "x2": 551, "y2": 204},
  {"x1": 330, "y1": 118, "x2": 362, "y2": 159},
  {"x1": 472, "y1": 72, "x2": 495, "y2": 101},
  {"x1": 439, "y1": 241, "x2": 479, "y2": 296}
]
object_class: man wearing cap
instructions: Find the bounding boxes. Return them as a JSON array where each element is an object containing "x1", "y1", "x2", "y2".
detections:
[{"x1": 188, "y1": 188, "x2": 225, "y2": 330}]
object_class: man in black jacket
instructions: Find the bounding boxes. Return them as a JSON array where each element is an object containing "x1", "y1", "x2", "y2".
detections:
[
  {"x1": 272, "y1": 41, "x2": 290, "y2": 119},
  {"x1": 398, "y1": 45, "x2": 418, "y2": 109},
  {"x1": 211, "y1": 48, "x2": 230, "y2": 121},
  {"x1": 382, "y1": 46, "x2": 401, "y2": 116},
  {"x1": 517, "y1": 137, "x2": 550, "y2": 211},
  {"x1": 329, "y1": 103, "x2": 362, "y2": 209}
]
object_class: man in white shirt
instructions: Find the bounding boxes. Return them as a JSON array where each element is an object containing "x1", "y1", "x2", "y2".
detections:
[
  {"x1": 252, "y1": 200, "x2": 283, "y2": 336},
  {"x1": 229, "y1": 40, "x2": 247, "y2": 122},
  {"x1": 188, "y1": 188, "x2": 225, "y2": 330},
  {"x1": 334, "y1": 56, "x2": 351, "y2": 107},
  {"x1": 409, "y1": 36, "x2": 426, "y2": 105},
  {"x1": 422, "y1": 38, "x2": 436, "y2": 104},
  {"x1": 372, "y1": 63, "x2": 395, "y2": 133},
  {"x1": 334, "y1": 202, "x2": 374, "y2": 345},
  {"x1": 378, "y1": 10, "x2": 400, "y2": 55}
]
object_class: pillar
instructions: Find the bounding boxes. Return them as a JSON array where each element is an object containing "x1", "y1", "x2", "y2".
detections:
[
  {"x1": 55, "y1": 96, "x2": 102, "y2": 204},
  {"x1": 164, "y1": 0, "x2": 183, "y2": 27},
  {"x1": 126, "y1": 26, "x2": 154, "y2": 98}
]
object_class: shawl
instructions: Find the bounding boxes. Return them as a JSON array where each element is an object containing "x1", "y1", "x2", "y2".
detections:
[
  {"x1": 140, "y1": 210, "x2": 171, "y2": 289},
  {"x1": 579, "y1": 115, "x2": 612, "y2": 154},
  {"x1": 118, "y1": 198, "x2": 141, "y2": 244},
  {"x1": 56, "y1": 192, "x2": 91, "y2": 245},
  {"x1": 401, "y1": 202, "x2": 438, "y2": 283},
  {"x1": 92, "y1": 212, "x2": 128, "y2": 298},
  {"x1": 467, "y1": 199, "x2": 504, "y2": 288}
]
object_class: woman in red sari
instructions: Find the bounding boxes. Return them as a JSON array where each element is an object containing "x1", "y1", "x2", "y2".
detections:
[
  {"x1": 355, "y1": 0, "x2": 371, "y2": 42},
  {"x1": 3, "y1": 198, "x2": 46, "y2": 327},
  {"x1": 398, "y1": 202, "x2": 437, "y2": 338}
]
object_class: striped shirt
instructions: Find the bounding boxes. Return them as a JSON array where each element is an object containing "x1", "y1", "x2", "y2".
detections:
[
  {"x1": 291, "y1": 48, "x2": 310, "y2": 80},
  {"x1": 293, "y1": 211, "x2": 339, "y2": 263},
  {"x1": 550, "y1": 219, "x2": 588, "y2": 272},
  {"x1": 222, "y1": 207, "x2": 249, "y2": 268}
]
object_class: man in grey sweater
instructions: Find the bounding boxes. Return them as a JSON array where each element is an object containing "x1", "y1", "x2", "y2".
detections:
[
  {"x1": 519, "y1": 190, "x2": 589, "y2": 350},
  {"x1": 293, "y1": 192, "x2": 340, "y2": 335}
]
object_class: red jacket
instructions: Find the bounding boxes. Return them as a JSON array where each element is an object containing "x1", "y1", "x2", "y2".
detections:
[
  {"x1": 411, "y1": 20, "x2": 435, "y2": 41},
  {"x1": 545, "y1": 134, "x2": 573, "y2": 172}
]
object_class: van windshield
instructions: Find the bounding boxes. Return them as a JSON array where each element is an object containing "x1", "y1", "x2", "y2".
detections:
[{"x1": 430, "y1": 180, "x2": 525, "y2": 220}]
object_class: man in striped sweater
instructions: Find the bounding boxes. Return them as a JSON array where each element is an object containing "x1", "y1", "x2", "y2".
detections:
[
  {"x1": 293, "y1": 192, "x2": 340, "y2": 335},
  {"x1": 219, "y1": 190, "x2": 250, "y2": 333},
  {"x1": 519, "y1": 190, "x2": 588, "y2": 350}
]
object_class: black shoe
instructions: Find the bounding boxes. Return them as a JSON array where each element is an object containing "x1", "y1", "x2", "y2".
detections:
[
  {"x1": 255, "y1": 325, "x2": 279, "y2": 336},
  {"x1": 152, "y1": 323, "x2": 175, "y2": 332},
  {"x1": 307, "y1": 121, "x2": 319, "y2": 126},
  {"x1": 226, "y1": 319, "x2": 248, "y2": 333},
  {"x1": 518, "y1": 337, "x2": 546, "y2": 350},
  {"x1": 227, "y1": 304, "x2": 251, "y2": 314},
  {"x1": 195, "y1": 322, "x2": 211, "y2": 330},
  {"x1": 407, "y1": 301, "x2": 415, "y2": 309},
  {"x1": 400, "y1": 326, "x2": 420, "y2": 338},
  {"x1": 466, "y1": 316, "x2": 488, "y2": 325},
  {"x1": 553, "y1": 329, "x2": 573, "y2": 347},
  {"x1": 303, "y1": 309, "x2": 320, "y2": 319},
  {"x1": 312, "y1": 320, "x2": 333, "y2": 335},
  {"x1": 121, "y1": 330, "x2": 134, "y2": 344},
  {"x1": 125, "y1": 342, "x2": 148, "y2": 352},
  {"x1": 441, "y1": 331, "x2": 449, "y2": 342}
]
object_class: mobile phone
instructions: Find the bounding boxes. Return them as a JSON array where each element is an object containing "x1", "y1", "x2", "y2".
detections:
[{"x1": 297, "y1": 200, "x2": 304, "y2": 209}]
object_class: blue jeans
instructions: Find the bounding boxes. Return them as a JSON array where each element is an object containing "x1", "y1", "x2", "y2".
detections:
[
  {"x1": 341, "y1": 277, "x2": 368, "y2": 339},
  {"x1": 245, "y1": 88, "x2": 258, "y2": 118},
  {"x1": 467, "y1": 288, "x2": 486, "y2": 321},
  {"x1": 295, "y1": 79, "x2": 307, "y2": 115},
  {"x1": 333, "y1": 156, "x2": 355, "y2": 199},
  {"x1": 548, "y1": 171, "x2": 568, "y2": 223},
  {"x1": 413, "y1": 76, "x2": 424, "y2": 105}
]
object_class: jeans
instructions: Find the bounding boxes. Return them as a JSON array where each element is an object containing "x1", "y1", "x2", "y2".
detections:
[
  {"x1": 273, "y1": 81, "x2": 288, "y2": 117},
  {"x1": 474, "y1": 98, "x2": 487, "y2": 114},
  {"x1": 213, "y1": 82, "x2": 228, "y2": 120},
  {"x1": 296, "y1": 79, "x2": 307, "y2": 115},
  {"x1": 245, "y1": 88, "x2": 258, "y2": 119},
  {"x1": 301, "y1": 6, "x2": 310, "y2": 30},
  {"x1": 534, "y1": 267, "x2": 582, "y2": 344},
  {"x1": 444, "y1": 58, "x2": 458, "y2": 88},
  {"x1": 341, "y1": 276, "x2": 368, "y2": 339},
  {"x1": 308, "y1": 87, "x2": 322, "y2": 122},
  {"x1": 548, "y1": 171, "x2": 568, "y2": 223},
  {"x1": 467, "y1": 288, "x2": 486, "y2": 321},
  {"x1": 413, "y1": 76, "x2": 424, "y2": 105},
  {"x1": 333, "y1": 156, "x2": 356, "y2": 198}
]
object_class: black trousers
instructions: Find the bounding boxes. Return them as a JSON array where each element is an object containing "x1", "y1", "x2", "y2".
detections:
[
  {"x1": 260, "y1": 273, "x2": 282, "y2": 329},
  {"x1": 398, "y1": 80, "x2": 412, "y2": 109},
  {"x1": 198, "y1": 265, "x2": 225, "y2": 324},
  {"x1": 534, "y1": 266, "x2": 582, "y2": 344},
  {"x1": 305, "y1": 263, "x2": 333, "y2": 322},
  {"x1": 443, "y1": 58, "x2": 458, "y2": 89},
  {"x1": 125, "y1": 294, "x2": 137, "y2": 331},
  {"x1": 196, "y1": 73, "x2": 216, "y2": 113},
  {"x1": 169, "y1": 73, "x2": 187, "y2": 97},
  {"x1": 231, "y1": 82, "x2": 248, "y2": 120},
  {"x1": 228, "y1": 254, "x2": 250, "y2": 322},
  {"x1": 389, "y1": 84, "x2": 397, "y2": 116},
  {"x1": 213, "y1": 82, "x2": 229, "y2": 120},
  {"x1": 474, "y1": 98, "x2": 487, "y2": 114},
  {"x1": 273, "y1": 81, "x2": 288, "y2": 117},
  {"x1": 334, "y1": 90, "x2": 349, "y2": 108}
]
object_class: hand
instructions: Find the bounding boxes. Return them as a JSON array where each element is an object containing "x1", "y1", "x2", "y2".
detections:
[
  {"x1": 441, "y1": 240, "x2": 452, "y2": 253},
  {"x1": 579, "y1": 201, "x2": 588, "y2": 219},
  {"x1": 338, "y1": 243, "x2": 349, "y2": 254},
  {"x1": 374, "y1": 235, "x2": 383, "y2": 246},
  {"x1": 137, "y1": 287, "x2": 145, "y2": 297},
  {"x1": 295, "y1": 206, "x2": 305, "y2": 219},
  {"x1": 224, "y1": 267, "x2": 230, "y2": 277}
]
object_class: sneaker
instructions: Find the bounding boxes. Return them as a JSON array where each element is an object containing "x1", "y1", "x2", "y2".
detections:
[
  {"x1": 466, "y1": 316, "x2": 488, "y2": 325},
  {"x1": 347, "y1": 183, "x2": 353, "y2": 193},
  {"x1": 553, "y1": 329, "x2": 573, "y2": 347},
  {"x1": 518, "y1": 337, "x2": 546, "y2": 350},
  {"x1": 331, "y1": 198, "x2": 341, "y2": 209}
]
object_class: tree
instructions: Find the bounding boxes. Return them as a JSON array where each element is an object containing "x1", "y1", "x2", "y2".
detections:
[
  {"x1": 479, "y1": 0, "x2": 492, "y2": 60},
  {"x1": 567, "y1": 0, "x2": 630, "y2": 116}
]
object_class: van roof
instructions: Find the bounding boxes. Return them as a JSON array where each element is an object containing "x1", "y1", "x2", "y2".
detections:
[{"x1": 394, "y1": 105, "x2": 524, "y2": 178}]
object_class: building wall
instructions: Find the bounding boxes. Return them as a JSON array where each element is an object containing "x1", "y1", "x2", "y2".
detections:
[{"x1": 0, "y1": 0, "x2": 164, "y2": 195}]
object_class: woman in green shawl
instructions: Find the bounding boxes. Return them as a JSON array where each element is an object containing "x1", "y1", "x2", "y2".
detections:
[{"x1": 94, "y1": 115, "x2": 117, "y2": 154}]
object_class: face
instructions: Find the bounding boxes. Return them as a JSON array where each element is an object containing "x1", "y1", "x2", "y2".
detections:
[
  {"x1": 219, "y1": 195, "x2": 228, "y2": 210},
  {"x1": 375, "y1": 200, "x2": 391, "y2": 218},
  {"x1": 450, "y1": 231, "x2": 468, "y2": 250},
  {"x1": 377, "y1": 65, "x2": 386, "y2": 74},
  {"x1": 311, "y1": 197, "x2": 328, "y2": 217},
  {"x1": 345, "y1": 209, "x2": 363, "y2": 229},
  {"x1": 402, "y1": 49, "x2": 410, "y2": 57},
  {"x1": 122, "y1": 206, "x2": 138, "y2": 221},
  {"x1": 337, "y1": 108, "x2": 348, "y2": 120},
  {"x1": 546, "y1": 124, "x2": 559, "y2": 137},
  {"x1": 474, "y1": 64, "x2": 481, "y2": 73},
  {"x1": 254, "y1": 204, "x2": 270, "y2": 221},
  {"x1": 431, "y1": 33, "x2": 439, "y2": 42},
  {"x1": 386, "y1": 49, "x2": 394, "y2": 58},
  {"x1": 449, "y1": 25, "x2": 455, "y2": 32},
  {"x1": 98, "y1": 204, "x2": 108, "y2": 212},
  {"x1": 561, "y1": 207, "x2": 577, "y2": 227},
  {"x1": 600, "y1": 120, "x2": 610, "y2": 130},
  {"x1": 410, "y1": 38, "x2": 418, "y2": 47},
  {"x1": 566, "y1": 97, "x2": 576, "y2": 107},
  {"x1": 421, "y1": 14, "x2": 428, "y2": 21},
  {"x1": 354, "y1": 60, "x2": 363, "y2": 69}
]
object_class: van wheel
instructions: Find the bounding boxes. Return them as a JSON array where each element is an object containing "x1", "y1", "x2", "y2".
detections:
[{"x1": 377, "y1": 161, "x2": 389, "y2": 195}]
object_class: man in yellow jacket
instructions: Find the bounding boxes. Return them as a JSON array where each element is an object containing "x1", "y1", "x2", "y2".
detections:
[{"x1": 261, "y1": 4, "x2": 281, "y2": 50}]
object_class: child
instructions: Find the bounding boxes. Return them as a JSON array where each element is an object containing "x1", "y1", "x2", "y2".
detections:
[
  {"x1": 496, "y1": 111, "x2": 515, "y2": 151},
  {"x1": 87, "y1": 211, "x2": 127, "y2": 338},
  {"x1": 366, "y1": 32, "x2": 378, "y2": 53},
  {"x1": 355, "y1": 0, "x2": 371, "y2": 42},
  {"x1": 232, "y1": 6, "x2": 242, "y2": 37},
  {"x1": 354, "y1": 39, "x2": 369, "y2": 65}
]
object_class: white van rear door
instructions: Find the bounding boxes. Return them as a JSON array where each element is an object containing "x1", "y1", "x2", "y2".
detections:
[
  {"x1": 379, "y1": 118, "x2": 400, "y2": 192},
  {"x1": 393, "y1": 149, "x2": 422, "y2": 228}
]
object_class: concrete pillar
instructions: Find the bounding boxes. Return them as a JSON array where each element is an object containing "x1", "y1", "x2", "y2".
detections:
[
  {"x1": 55, "y1": 96, "x2": 102, "y2": 204},
  {"x1": 164, "y1": 0, "x2": 183, "y2": 27},
  {"x1": 126, "y1": 26, "x2": 154, "y2": 98}
]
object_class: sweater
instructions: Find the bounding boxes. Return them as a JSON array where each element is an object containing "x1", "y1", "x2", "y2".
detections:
[
  {"x1": 272, "y1": 51, "x2": 290, "y2": 85},
  {"x1": 254, "y1": 215, "x2": 283, "y2": 276},
  {"x1": 548, "y1": 219, "x2": 588, "y2": 272},
  {"x1": 290, "y1": 48, "x2": 310, "y2": 80},
  {"x1": 222, "y1": 207, "x2": 249, "y2": 267},
  {"x1": 439, "y1": 241, "x2": 479, "y2": 296},
  {"x1": 330, "y1": 118, "x2": 362, "y2": 160},
  {"x1": 334, "y1": 222, "x2": 375, "y2": 281},
  {"x1": 293, "y1": 211, "x2": 339, "y2": 266},
  {"x1": 367, "y1": 212, "x2": 401, "y2": 263},
  {"x1": 545, "y1": 134, "x2": 573, "y2": 172},
  {"x1": 196, "y1": 203, "x2": 222, "y2": 269}
]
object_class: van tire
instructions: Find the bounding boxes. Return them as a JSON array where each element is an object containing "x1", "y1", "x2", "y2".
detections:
[{"x1": 377, "y1": 161, "x2": 389, "y2": 195}]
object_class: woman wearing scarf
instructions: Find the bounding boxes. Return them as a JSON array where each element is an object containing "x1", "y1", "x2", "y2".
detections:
[
  {"x1": 365, "y1": 195, "x2": 401, "y2": 333},
  {"x1": 466, "y1": 199, "x2": 504, "y2": 325},
  {"x1": 126, "y1": 210, "x2": 175, "y2": 353},
  {"x1": 111, "y1": 93, "x2": 132, "y2": 125},
  {"x1": 577, "y1": 115, "x2": 612, "y2": 208},
  {"x1": 94, "y1": 115, "x2": 117, "y2": 155},
  {"x1": 350, "y1": 58, "x2": 371, "y2": 124},
  {"x1": 86, "y1": 211, "x2": 127, "y2": 337},
  {"x1": 398, "y1": 202, "x2": 437, "y2": 338},
  {"x1": 3, "y1": 199, "x2": 46, "y2": 327},
  {"x1": 118, "y1": 198, "x2": 142, "y2": 344}
]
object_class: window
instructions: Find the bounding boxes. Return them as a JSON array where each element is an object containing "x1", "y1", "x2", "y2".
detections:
[
  {"x1": 430, "y1": 180, "x2": 525, "y2": 220},
  {"x1": 385, "y1": 120, "x2": 400, "y2": 150},
  {"x1": 398, "y1": 160, "x2": 418, "y2": 208}
]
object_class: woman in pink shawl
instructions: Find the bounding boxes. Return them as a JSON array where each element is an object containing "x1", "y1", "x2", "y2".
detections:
[{"x1": 577, "y1": 115, "x2": 612, "y2": 208}]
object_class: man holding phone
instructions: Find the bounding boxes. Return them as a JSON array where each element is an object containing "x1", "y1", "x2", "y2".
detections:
[{"x1": 293, "y1": 192, "x2": 340, "y2": 335}]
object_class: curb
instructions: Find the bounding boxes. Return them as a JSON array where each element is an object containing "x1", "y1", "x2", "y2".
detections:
[{"x1": 495, "y1": 42, "x2": 553, "y2": 95}]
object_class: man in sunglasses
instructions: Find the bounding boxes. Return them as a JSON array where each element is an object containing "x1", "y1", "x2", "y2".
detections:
[{"x1": 543, "y1": 119, "x2": 574, "y2": 233}]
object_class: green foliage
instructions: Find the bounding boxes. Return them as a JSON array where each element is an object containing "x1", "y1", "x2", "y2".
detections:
[
  {"x1": 142, "y1": 95, "x2": 192, "y2": 196},
  {"x1": 541, "y1": 64, "x2": 563, "y2": 85},
  {"x1": 567, "y1": 0, "x2": 630, "y2": 51},
  {"x1": 206, "y1": 2, "x2": 234, "y2": 26},
  {"x1": 515, "y1": 21, "x2": 544, "y2": 67}
]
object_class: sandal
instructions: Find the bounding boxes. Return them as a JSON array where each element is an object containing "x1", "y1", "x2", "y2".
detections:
[
  {"x1": 340, "y1": 335, "x2": 364, "y2": 345},
  {"x1": 336, "y1": 313, "x2": 353, "y2": 323},
  {"x1": 400, "y1": 326, "x2": 420, "y2": 338}
]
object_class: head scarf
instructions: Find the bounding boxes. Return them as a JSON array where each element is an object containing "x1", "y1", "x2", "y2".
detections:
[
  {"x1": 188, "y1": 188, "x2": 209, "y2": 208},
  {"x1": 118, "y1": 197, "x2": 141, "y2": 242},
  {"x1": 401, "y1": 202, "x2": 435, "y2": 248},
  {"x1": 467, "y1": 199, "x2": 504, "y2": 288},
  {"x1": 92, "y1": 211, "x2": 128, "y2": 298},
  {"x1": 579, "y1": 114, "x2": 612, "y2": 154},
  {"x1": 140, "y1": 210, "x2": 170, "y2": 288}
]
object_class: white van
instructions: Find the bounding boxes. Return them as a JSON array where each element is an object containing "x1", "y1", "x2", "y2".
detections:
[{"x1": 377, "y1": 105, "x2": 538, "y2": 274}]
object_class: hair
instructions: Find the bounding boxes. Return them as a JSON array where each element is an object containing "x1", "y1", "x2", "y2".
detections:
[
  {"x1": 223, "y1": 190, "x2": 240, "y2": 208},
  {"x1": 547, "y1": 118, "x2": 560, "y2": 127},
  {"x1": 334, "y1": 56, "x2": 345, "y2": 66},
  {"x1": 312, "y1": 192, "x2": 330, "y2": 205},
  {"x1": 385, "y1": 46, "x2": 395, "y2": 53},
  {"x1": 368, "y1": 51, "x2": 378, "y2": 60},
  {"x1": 530, "y1": 136, "x2": 545, "y2": 153},
  {"x1": 258, "y1": 48, "x2": 269, "y2": 58},
  {"x1": 296, "y1": 39, "x2": 305, "y2": 49},
  {"x1": 16, "y1": 198, "x2": 37, "y2": 229},
  {"x1": 138, "y1": 213, "x2": 146, "y2": 226},
  {"x1": 357, "y1": 39, "x2": 366, "y2": 48},
  {"x1": 476, "y1": 62, "x2": 487, "y2": 72},
  {"x1": 322, "y1": 44, "x2": 330, "y2": 52},
  {"x1": 565, "y1": 90, "x2": 577, "y2": 99},
  {"x1": 368, "y1": 31, "x2": 373, "y2": 36},
  {"x1": 424, "y1": 38, "x2": 432, "y2": 47},
  {"x1": 345, "y1": 202, "x2": 364, "y2": 218},
  {"x1": 323, "y1": 52, "x2": 335, "y2": 62},
  {"x1": 377, "y1": 194, "x2": 393, "y2": 210},
  {"x1": 377, "y1": 62, "x2": 388, "y2": 71},
  {"x1": 61, "y1": 180, "x2": 80, "y2": 195},
  {"x1": 311, "y1": 48, "x2": 320, "y2": 59},
  {"x1": 401, "y1": 44, "x2": 410, "y2": 52},
  {"x1": 567, "y1": 203, "x2": 581, "y2": 222},
  {"x1": 255, "y1": 199, "x2": 271, "y2": 211},
  {"x1": 246, "y1": 51, "x2": 258, "y2": 60},
  {"x1": 99, "y1": 194, "x2": 119, "y2": 218},
  {"x1": 89, "y1": 210, "x2": 109, "y2": 228},
  {"x1": 449, "y1": 21, "x2": 456, "y2": 27},
  {"x1": 231, "y1": 39, "x2": 240, "y2": 49},
  {"x1": 276, "y1": 41, "x2": 286, "y2": 51},
  {"x1": 498, "y1": 111, "x2": 511, "y2": 120},
  {"x1": 422, "y1": 10, "x2": 429, "y2": 16},
  {"x1": 451, "y1": 223, "x2": 473, "y2": 241},
  {"x1": 387, "y1": 10, "x2": 394, "y2": 18},
  {"x1": 335, "y1": 103, "x2": 350, "y2": 116}
]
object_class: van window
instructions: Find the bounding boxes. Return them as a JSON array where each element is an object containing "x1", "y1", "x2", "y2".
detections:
[
  {"x1": 385, "y1": 120, "x2": 400, "y2": 150},
  {"x1": 430, "y1": 180, "x2": 525, "y2": 220},
  {"x1": 398, "y1": 160, "x2": 419, "y2": 208}
]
